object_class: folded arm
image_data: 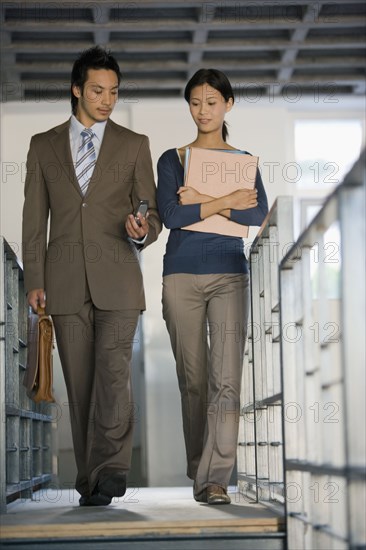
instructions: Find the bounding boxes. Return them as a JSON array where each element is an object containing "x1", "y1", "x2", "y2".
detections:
[
  {"x1": 178, "y1": 168, "x2": 269, "y2": 227},
  {"x1": 177, "y1": 186, "x2": 258, "y2": 219},
  {"x1": 157, "y1": 152, "x2": 268, "y2": 230}
]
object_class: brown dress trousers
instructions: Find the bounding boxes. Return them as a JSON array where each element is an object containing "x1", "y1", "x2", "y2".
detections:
[
  {"x1": 162, "y1": 273, "x2": 250, "y2": 496},
  {"x1": 52, "y1": 280, "x2": 140, "y2": 496}
]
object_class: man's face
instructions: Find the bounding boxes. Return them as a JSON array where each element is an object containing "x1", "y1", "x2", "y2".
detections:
[{"x1": 73, "y1": 69, "x2": 119, "y2": 127}]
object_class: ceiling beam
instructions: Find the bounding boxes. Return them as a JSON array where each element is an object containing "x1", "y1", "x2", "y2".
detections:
[
  {"x1": 7, "y1": 58, "x2": 365, "y2": 74},
  {"x1": 187, "y1": 5, "x2": 215, "y2": 77},
  {"x1": 2, "y1": 0, "x2": 366, "y2": 6},
  {"x1": 2, "y1": 16, "x2": 365, "y2": 33},
  {"x1": 3, "y1": 38, "x2": 366, "y2": 54},
  {"x1": 277, "y1": 3, "x2": 320, "y2": 86},
  {"x1": 93, "y1": 6, "x2": 110, "y2": 45}
]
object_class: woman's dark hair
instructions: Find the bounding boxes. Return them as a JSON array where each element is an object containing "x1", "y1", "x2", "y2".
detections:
[
  {"x1": 70, "y1": 46, "x2": 122, "y2": 114},
  {"x1": 184, "y1": 68, "x2": 235, "y2": 142}
]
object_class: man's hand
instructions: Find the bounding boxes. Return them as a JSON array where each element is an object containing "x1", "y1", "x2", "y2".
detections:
[
  {"x1": 125, "y1": 212, "x2": 149, "y2": 241},
  {"x1": 27, "y1": 289, "x2": 46, "y2": 312}
]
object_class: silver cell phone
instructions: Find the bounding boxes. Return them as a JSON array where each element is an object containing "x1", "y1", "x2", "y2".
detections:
[{"x1": 134, "y1": 200, "x2": 149, "y2": 226}]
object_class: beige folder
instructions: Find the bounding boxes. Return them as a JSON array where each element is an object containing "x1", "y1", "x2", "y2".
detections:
[{"x1": 182, "y1": 147, "x2": 258, "y2": 238}]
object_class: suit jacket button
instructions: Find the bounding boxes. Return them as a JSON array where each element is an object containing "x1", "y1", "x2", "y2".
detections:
[{"x1": 82, "y1": 203, "x2": 87, "y2": 207}]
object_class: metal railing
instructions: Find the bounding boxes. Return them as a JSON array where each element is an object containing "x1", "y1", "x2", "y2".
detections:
[
  {"x1": 238, "y1": 151, "x2": 365, "y2": 549},
  {"x1": 280, "y1": 150, "x2": 366, "y2": 549},
  {"x1": 0, "y1": 238, "x2": 53, "y2": 513},
  {"x1": 237, "y1": 196, "x2": 293, "y2": 509}
]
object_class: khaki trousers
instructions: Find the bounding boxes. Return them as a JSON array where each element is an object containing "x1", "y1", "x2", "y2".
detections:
[
  {"x1": 52, "y1": 281, "x2": 140, "y2": 497},
  {"x1": 162, "y1": 273, "x2": 250, "y2": 494}
]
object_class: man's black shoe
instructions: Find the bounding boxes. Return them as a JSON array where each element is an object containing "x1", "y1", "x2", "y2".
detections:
[
  {"x1": 87, "y1": 491, "x2": 112, "y2": 506},
  {"x1": 79, "y1": 492, "x2": 112, "y2": 506},
  {"x1": 79, "y1": 495, "x2": 91, "y2": 507},
  {"x1": 79, "y1": 472, "x2": 127, "y2": 506}
]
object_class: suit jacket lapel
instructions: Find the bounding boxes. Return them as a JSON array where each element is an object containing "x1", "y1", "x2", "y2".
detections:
[
  {"x1": 48, "y1": 118, "x2": 129, "y2": 199},
  {"x1": 85, "y1": 119, "x2": 128, "y2": 198},
  {"x1": 49, "y1": 119, "x2": 83, "y2": 198}
]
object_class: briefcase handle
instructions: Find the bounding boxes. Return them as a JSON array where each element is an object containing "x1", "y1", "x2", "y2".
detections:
[{"x1": 36, "y1": 305, "x2": 46, "y2": 316}]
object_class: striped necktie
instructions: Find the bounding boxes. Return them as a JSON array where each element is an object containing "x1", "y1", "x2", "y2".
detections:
[{"x1": 76, "y1": 128, "x2": 96, "y2": 195}]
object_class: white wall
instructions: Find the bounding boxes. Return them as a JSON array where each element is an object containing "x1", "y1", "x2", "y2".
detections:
[{"x1": 1, "y1": 94, "x2": 364, "y2": 487}]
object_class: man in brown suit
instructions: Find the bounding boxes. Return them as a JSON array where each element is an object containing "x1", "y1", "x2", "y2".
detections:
[{"x1": 22, "y1": 47, "x2": 161, "y2": 506}]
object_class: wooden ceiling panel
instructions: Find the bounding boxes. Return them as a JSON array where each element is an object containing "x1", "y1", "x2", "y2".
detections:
[{"x1": 1, "y1": 0, "x2": 365, "y2": 101}]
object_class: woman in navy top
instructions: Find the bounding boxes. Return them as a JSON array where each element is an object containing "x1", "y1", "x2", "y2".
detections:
[{"x1": 157, "y1": 69, "x2": 268, "y2": 504}]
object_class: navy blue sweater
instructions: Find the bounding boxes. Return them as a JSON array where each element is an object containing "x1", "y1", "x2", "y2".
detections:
[{"x1": 157, "y1": 149, "x2": 268, "y2": 276}]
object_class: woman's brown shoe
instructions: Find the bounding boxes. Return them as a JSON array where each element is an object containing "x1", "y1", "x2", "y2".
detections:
[{"x1": 207, "y1": 485, "x2": 231, "y2": 505}]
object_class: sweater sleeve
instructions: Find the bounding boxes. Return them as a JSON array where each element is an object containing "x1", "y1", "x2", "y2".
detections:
[
  {"x1": 230, "y1": 167, "x2": 269, "y2": 226},
  {"x1": 157, "y1": 151, "x2": 202, "y2": 229}
]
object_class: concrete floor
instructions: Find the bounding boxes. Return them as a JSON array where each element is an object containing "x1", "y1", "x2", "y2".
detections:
[{"x1": 1, "y1": 487, "x2": 284, "y2": 541}]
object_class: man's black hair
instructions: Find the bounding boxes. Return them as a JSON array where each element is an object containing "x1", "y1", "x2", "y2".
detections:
[{"x1": 70, "y1": 46, "x2": 122, "y2": 114}]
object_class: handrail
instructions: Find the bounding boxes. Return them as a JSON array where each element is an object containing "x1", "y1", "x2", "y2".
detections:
[
  {"x1": 238, "y1": 149, "x2": 365, "y2": 548},
  {"x1": 237, "y1": 196, "x2": 293, "y2": 511},
  {"x1": 279, "y1": 149, "x2": 365, "y2": 549}
]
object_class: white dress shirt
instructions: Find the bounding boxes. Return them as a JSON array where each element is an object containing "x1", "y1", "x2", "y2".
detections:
[{"x1": 69, "y1": 114, "x2": 106, "y2": 164}]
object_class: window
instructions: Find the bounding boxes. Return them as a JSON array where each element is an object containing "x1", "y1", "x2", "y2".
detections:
[{"x1": 294, "y1": 119, "x2": 363, "y2": 189}]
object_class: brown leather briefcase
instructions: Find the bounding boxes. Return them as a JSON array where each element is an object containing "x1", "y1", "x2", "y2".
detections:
[{"x1": 23, "y1": 306, "x2": 55, "y2": 403}]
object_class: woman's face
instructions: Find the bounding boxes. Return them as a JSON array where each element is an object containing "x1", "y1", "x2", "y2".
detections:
[{"x1": 189, "y1": 83, "x2": 233, "y2": 135}]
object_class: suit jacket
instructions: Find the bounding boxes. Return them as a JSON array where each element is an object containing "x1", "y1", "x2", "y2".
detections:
[{"x1": 22, "y1": 118, "x2": 162, "y2": 314}]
